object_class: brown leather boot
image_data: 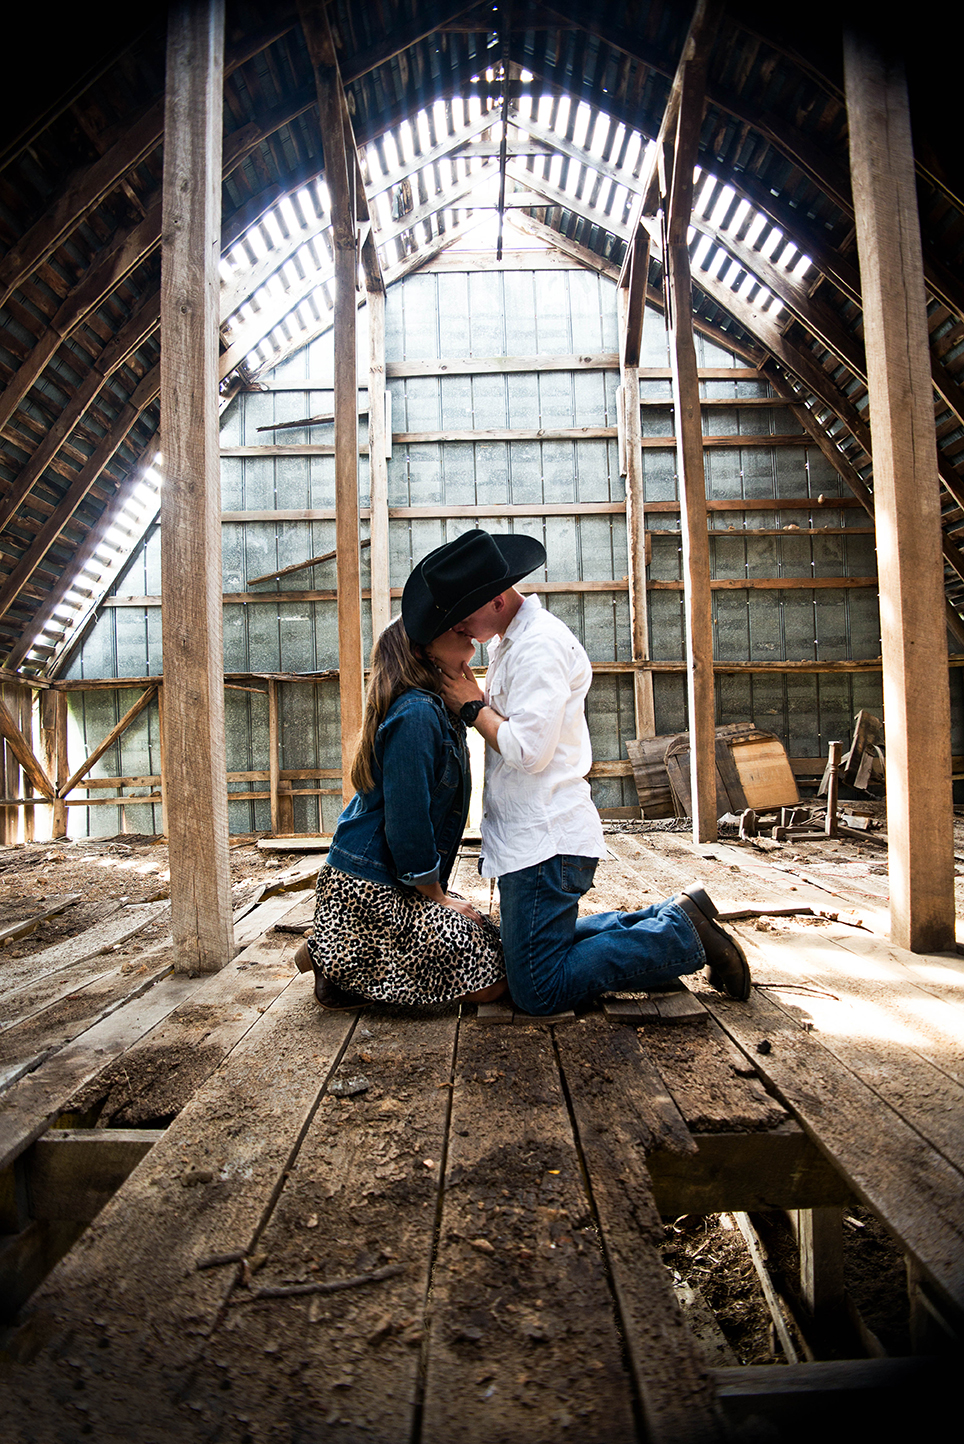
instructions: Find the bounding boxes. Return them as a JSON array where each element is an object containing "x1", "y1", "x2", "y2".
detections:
[
  {"x1": 313, "y1": 974, "x2": 371, "y2": 1011},
  {"x1": 672, "y1": 884, "x2": 751, "y2": 1001}
]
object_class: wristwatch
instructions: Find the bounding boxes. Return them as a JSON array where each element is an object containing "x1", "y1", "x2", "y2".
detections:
[{"x1": 459, "y1": 699, "x2": 485, "y2": 726}]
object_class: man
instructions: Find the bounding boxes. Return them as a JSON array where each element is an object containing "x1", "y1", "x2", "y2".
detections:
[{"x1": 402, "y1": 529, "x2": 751, "y2": 1016}]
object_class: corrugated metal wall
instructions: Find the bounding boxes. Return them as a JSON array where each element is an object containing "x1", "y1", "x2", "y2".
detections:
[{"x1": 59, "y1": 260, "x2": 926, "y2": 836}]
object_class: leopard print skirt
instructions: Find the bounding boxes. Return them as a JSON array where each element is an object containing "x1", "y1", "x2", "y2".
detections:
[{"x1": 306, "y1": 863, "x2": 505, "y2": 1005}]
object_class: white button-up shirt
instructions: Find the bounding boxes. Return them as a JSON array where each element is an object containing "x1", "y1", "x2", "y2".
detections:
[{"x1": 479, "y1": 594, "x2": 607, "y2": 878}]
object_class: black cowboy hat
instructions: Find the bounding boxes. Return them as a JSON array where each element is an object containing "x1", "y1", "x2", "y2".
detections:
[{"x1": 401, "y1": 529, "x2": 546, "y2": 644}]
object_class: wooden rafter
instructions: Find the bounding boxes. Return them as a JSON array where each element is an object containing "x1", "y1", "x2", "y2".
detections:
[{"x1": 0, "y1": 366, "x2": 160, "y2": 626}]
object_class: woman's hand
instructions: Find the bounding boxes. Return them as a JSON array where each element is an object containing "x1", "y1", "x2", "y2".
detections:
[
  {"x1": 415, "y1": 881, "x2": 484, "y2": 926},
  {"x1": 440, "y1": 893, "x2": 485, "y2": 927}
]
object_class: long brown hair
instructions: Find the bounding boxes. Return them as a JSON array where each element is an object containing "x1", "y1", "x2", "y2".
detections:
[{"x1": 350, "y1": 616, "x2": 440, "y2": 794}]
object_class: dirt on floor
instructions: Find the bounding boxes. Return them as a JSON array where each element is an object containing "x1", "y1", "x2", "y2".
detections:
[
  {"x1": 0, "y1": 817, "x2": 933, "y2": 1372},
  {"x1": 0, "y1": 832, "x2": 282, "y2": 966}
]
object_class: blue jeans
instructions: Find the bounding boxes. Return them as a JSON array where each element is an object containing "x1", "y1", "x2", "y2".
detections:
[{"x1": 498, "y1": 854, "x2": 706, "y2": 1016}]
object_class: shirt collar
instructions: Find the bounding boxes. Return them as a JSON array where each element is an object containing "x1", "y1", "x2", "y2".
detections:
[{"x1": 494, "y1": 592, "x2": 541, "y2": 649}]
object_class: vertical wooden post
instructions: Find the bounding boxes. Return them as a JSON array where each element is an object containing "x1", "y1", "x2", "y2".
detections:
[
  {"x1": 796, "y1": 1207, "x2": 846, "y2": 1322},
  {"x1": 41, "y1": 688, "x2": 68, "y2": 839},
  {"x1": 160, "y1": 0, "x2": 234, "y2": 971},
  {"x1": 368, "y1": 285, "x2": 392, "y2": 642},
  {"x1": 665, "y1": 240, "x2": 716, "y2": 841},
  {"x1": 0, "y1": 686, "x2": 9, "y2": 845},
  {"x1": 0, "y1": 685, "x2": 18, "y2": 844},
  {"x1": 845, "y1": 31, "x2": 955, "y2": 951},
  {"x1": 268, "y1": 678, "x2": 281, "y2": 837},
  {"x1": 618, "y1": 286, "x2": 656, "y2": 742},
  {"x1": 18, "y1": 687, "x2": 35, "y2": 843},
  {"x1": 156, "y1": 683, "x2": 168, "y2": 840},
  {"x1": 334, "y1": 241, "x2": 365, "y2": 805},
  {"x1": 300, "y1": 1, "x2": 366, "y2": 807},
  {"x1": 660, "y1": 3, "x2": 718, "y2": 844}
]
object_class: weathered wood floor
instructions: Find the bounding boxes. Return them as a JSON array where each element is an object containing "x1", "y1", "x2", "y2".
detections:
[{"x1": 1, "y1": 832, "x2": 962, "y2": 1442}]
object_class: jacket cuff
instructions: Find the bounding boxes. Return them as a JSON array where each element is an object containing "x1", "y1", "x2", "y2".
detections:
[{"x1": 398, "y1": 859, "x2": 441, "y2": 887}]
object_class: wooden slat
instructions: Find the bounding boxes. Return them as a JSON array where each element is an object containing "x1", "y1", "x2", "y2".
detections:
[
  {"x1": 420, "y1": 1021, "x2": 640, "y2": 1441},
  {"x1": 0, "y1": 901, "x2": 171, "y2": 1007},
  {"x1": 159, "y1": 0, "x2": 234, "y2": 973},
  {"x1": 0, "y1": 696, "x2": 55, "y2": 799},
  {"x1": 0, "y1": 949, "x2": 174, "y2": 1093},
  {"x1": 557, "y1": 1018, "x2": 727, "y2": 1443}
]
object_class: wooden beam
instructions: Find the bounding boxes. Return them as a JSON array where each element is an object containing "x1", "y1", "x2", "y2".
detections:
[
  {"x1": 641, "y1": 215, "x2": 875, "y2": 459},
  {"x1": 300, "y1": 0, "x2": 365, "y2": 805},
  {"x1": 845, "y1": 31, "x2": 954, "y2": 951},
  {"x1": 40, "y1": 687, "x2": 68, "y2": 837},
  {"x1": 686, "y1": 211, "x2": 867, "y2": 381},
  {"x1": 247, "y1": 537, "x2": 370, "y2": 587},
  {"x1": 18, "y1": 687, "x2": 36, "y2": 842},
  {"x1": 0, "y1": 696, "x2": 55, "y2": 799},
  {"x1": 664, "y1": 0, "x2": 720, "y2": 845},
  {"x1": 386, "y1": 354, "x2": 619, "y2": 377},
  {"x1": 794, "y1": 1207, "x2": 846, "y2": 1323},
  {"x1": 621, "y1": 229, "x2": 650, "y2": 368},
  {"x1": 267, "y1": 678, "x2": 281, "y2": 837},
  {"x1": 60, "y1": 687, "x2": 156, "y2": 799},
  {"x1": 367, "y1": 286, "x2": 392, "y2": 641},
  {"x1": 0, "y1": 100, "x2": 165, "y2": 313},
  {"x1": 0, "y1": 202, "x2": 162, "y2": 435},
  {"x1": 160, "y1": 0, "x2": 235, "y2": 972}
]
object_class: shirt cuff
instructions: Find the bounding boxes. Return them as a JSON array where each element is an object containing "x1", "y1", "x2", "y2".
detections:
[
  {"x1": 496, "y1": 717, "x2": 524, "y2": 768},
  {"x1": 397, "y1": 858, "x2": 441, "y2": 887}
]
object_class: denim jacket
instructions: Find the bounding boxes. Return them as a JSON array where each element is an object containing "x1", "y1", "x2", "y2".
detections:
[{"x1": 327, "y1": 689, "x2": 470, "y2": 890}]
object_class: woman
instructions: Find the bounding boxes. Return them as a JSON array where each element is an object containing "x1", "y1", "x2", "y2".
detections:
[{"x1": 295, "y1": 617, "x2": 506, "y2": 1009}]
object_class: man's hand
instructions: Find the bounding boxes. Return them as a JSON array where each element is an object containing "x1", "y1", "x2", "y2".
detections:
[{"x1": 436, "y1": 660, "x2": 484, "y2": 715}]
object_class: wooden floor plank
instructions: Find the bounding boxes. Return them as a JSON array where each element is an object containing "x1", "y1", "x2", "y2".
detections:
[
  {"x1": 420, "y1": 1019, "x2": 639, "y2": 1443},
  {"x1": 0, "y1": 894, "x2": 82, "y2": 946},
  {"x1": 0, "y1": 938, "x2": 174, "y2": 1037},
  {"x1": 556, "y1": 1019, "x2": 727, "y2": 1444},
  {"x1": 4, "y1": 982, "x2": 355, "y2": 1441},
  {"x1": 0, "y1": 933, "x2": 299, "y2": 1170},
  {"x1": 0, "y1": 950, "x2": 174, "y2": 1091},
  {"x1": 0, "y1": 972, "x2": 205, "y2": 1172},
  {"x1": 0, "y1": 901, "x2": 170, "y2": 1003},
  {"x1": 59, "y1": 933, "x2": 301, "y2": 1129},
  {"x1": 185, "y1": 1008, "x2": 461, "y2": 1438},
  {"x1": 700, "y1": 983, "x2": 964, "y2": 1318},
  {"x1": 640, "y1": 1012, "x2": 790, "y2": 1134},
  {"x1": 737, "y1": 926, "x2": 964, "y2": 1172}
]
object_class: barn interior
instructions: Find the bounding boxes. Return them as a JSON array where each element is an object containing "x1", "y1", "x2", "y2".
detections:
[{"x1": 0, "y1": 1, "x2": 962, "y2": 1439}]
